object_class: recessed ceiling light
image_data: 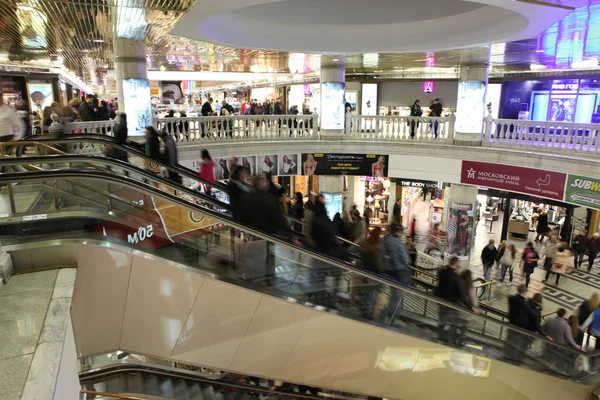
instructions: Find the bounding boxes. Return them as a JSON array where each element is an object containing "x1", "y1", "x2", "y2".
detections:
[
  {"x1": 93, "y1": 39, "x2": 105, "y2": 43},
  {"x1": 17, "y1": 4, "x2": 35, "y2": 11},
  {"x1": 332, "y1": 58, "x2": 339, "y2": 61},
  {"x1": 535, "y1": 49, "x2": 544, "y2": 53}
]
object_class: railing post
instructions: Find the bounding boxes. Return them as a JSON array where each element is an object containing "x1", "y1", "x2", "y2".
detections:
[
  {"x1": 344, "y1": 113, "x2": 351, "y2": 136},
  {"x1": 483, "y1": 114, "x2": 494, "y2": 147}
]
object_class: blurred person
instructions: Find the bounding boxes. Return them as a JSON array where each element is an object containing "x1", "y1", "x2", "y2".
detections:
[
  {"x1": 506, "y1": 284, "x2": 538, "y2": 362},
  {"x1": 288, "y1": 105, "x2": 299, "y2": 136},
  {"x1": 241, "y1": 174, "x2": 290, "y2": 237},
  {"x1": 228, "y1": 156, "x2": 238, "y2": 174},
  {"x1": 588, "y1": 233, "x2": 600, "y2": 271},
  {"x1": 526, "y1": 292, "x2": 548, "y2": 338},
  {"x1": 199, "y1": 149, "x2": 216, "y2": 193},
  {"x1": 544, "y1": 308, "x2": 580, "y2": 349},
  {"x1": 521, "y1": 242, "x2": 539, "y2": 289},
  {"x1": 499, "y1": 243, "x2": 517, "y2": 285},
  {"x1": 542, "y1": 234, "x2": 559, "y2": 283},
  {"x1": 496, "y1": 240, "x2": 507, "y2": 268},
  {"x1": 0, "y1": 96, "x2": 24, "y2": 141},
  {"x1": 159, "y1": 130, "x2": 181, "y2": 184},
  {"x1": 535, "y1": 208, "x2": 549, "y2": 243},
  {"x1": 350, "y1": 209, "x2": 367, "y2": 243},
  {"x1": 242, "y1": 99, "x2": 252, "y2": 116},
  {"x1": 79, "y1": 94, "x2": 96, "y2": 121},
  {"x1": 409, "y1": 99, "x2": 422, "y2": 138},
  {"x1": 580, "y1": 302, "x2": 600, "y2": 351},
  {"x1": 360, "y1": 227, "x2": 384, "y2": 274},
  {"x1": 409, "y1": 217, "x2": 416, "y2": 241},
  {"x1": 16, "y1": 101, "x2": 32, "y2": 138},
  {"x1": 332, "y1": 212, "x2": 346, "y2": 238},
  {"x1": 552, "y1": 243, "x2": 570, "y2": 287},
  {"x1": 274, "y1": 98, "x2": 284, "y2": 133},
  {"x1": 460, "y1": 270, "x2": 478, "y2": 312},
  {"x1": 573, "y1": 229, "x2": 589, "y2": 269},
  {"x1": 227, "y1": 166, "x2": 250, "y2": 220},
  {"x1": 303, "y1": 199, "x2": 315, "y2": 248},
  {"x1": 126, "y1": 126, "x2": 161, "y2": 177},
  {"x1": 364, "y1": 206, "x2": 373, "y2": 227},
  {"x1": 481, "y1": 239, "x2": 497, "y2": 282},
  {"x1": 435, "y1": 256, "x2": 478, "y2": 344},
  {"x1": 405, "y1": 236, "x2": 417, "y2": 267},
  {"x1": 568, "y1": 315, "x2": 584, "y2": 346},
  {"x1": 392, "y1": 198, "x2": 401, "y2": 224},
  {"x1": 105, "y1": 112, "x2": 128, "y2": 163},
  {"x1": 291, "y1": 192, "x2": 305, "y2": 233},
  {"x1": 383, "y1": 224, "x2": 413, "y2": 320}
]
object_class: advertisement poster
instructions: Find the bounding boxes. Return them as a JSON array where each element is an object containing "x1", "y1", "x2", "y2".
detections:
[
  {"x1": 27, "y1": 82, "x2": 53, "y2": 116},
  {"x1": 461, "y1": 161, "x2": 566, "y2": 201},
  {"x1": 361, "y1": 83, "x2": 378, "y2": 116},
  {"x1": 323, "y1": 192, "x2": 343, "y2": 220},
  {"x1": 455, "y1": 81, "x2": 486, "y2": 133},
  {"x1": 565, "y1": 175, "x2": 600, "y2": 209},
  {"x1": 345, "y1": 91, "x2": 357, "y2": 113},
  {"x1": 549, "y1": 95, "x2": 576, "y2": 122},
  {"x1": 160, "y1": 81, "x2": 185, "y2": 105},
  {"x1": 279, "y1": 154, "x2": 299, "y2": 176},
  {"x1": 321, "y1": 82, "x2": 345, "y2": 129},
  {"x1": 257, "y1": 155, "x2": 278, "y2": 175},
  {"x1": 301, "y1": 153, "x2": 388, "y2": 177},
  {"x1": 445, "y1": 201, "x2": 474, "y2": 261},
  {"x1": 123, "y1": 78, "x2": 153, "y2": 135}
]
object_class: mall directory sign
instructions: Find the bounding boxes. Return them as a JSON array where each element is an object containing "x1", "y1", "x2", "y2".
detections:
[
  {"x1": 565, "y1": 175, "x2": 600, "y2": 209},
  {"x1": 301, "y1": 153, "x2": 388, "y2": 176},
  {"x1": 460, "y1": 161, "x2": 566, "y2": 201}
]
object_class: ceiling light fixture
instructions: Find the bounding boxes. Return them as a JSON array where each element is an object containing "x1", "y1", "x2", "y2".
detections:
[
  {"x1": 93, "y1": 39, "x2": 105, "y2": 43},
  {"x1": 17, "y1": 4, "x2": 35, "y2": 11},
  {"x1": 332, "y1": 58, "x2": 339, "y2": 61}
]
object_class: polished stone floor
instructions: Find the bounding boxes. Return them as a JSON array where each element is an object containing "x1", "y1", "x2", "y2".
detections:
[{"x1": 0, "y1": 270, "x2": 58, "y2": 400}]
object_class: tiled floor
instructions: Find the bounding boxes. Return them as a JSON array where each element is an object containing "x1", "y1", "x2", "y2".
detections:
[{"x1": 0, "y1": 270, "x2": 57, "y2": 400}]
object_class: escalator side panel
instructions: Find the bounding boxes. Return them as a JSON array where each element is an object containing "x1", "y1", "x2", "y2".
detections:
[{"x1": 54, "y1": 242, "x2": 593, "y2": 400}]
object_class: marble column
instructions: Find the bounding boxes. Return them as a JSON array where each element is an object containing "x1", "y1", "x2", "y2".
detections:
[
  {"x1": 114, "y1": 37, "x2": 152, "y2": 135},
  {"x1": 320, "y1": 55, "x2": 346, "y2": 140}
]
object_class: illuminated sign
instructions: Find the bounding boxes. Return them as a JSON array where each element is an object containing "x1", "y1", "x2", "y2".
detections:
[
  {"x1": 423, "y1": 81, "x2": 435, "y2": 93},
  {"x1": 551, "y1": 83, "x2": 578, "y2": 91}
]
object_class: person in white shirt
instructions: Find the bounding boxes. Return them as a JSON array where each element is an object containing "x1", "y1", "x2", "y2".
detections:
[{"x1": 0, "y1": 98, "x2": 24, "y2": 141}]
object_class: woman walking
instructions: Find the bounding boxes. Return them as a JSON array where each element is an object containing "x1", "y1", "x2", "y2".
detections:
[{"x1": 521, "y1": 242, "x2": 539, "y2": 289}]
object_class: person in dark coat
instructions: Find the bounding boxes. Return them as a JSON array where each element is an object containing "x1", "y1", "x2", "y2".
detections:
[
  {"x1": 291, "y1": 192, "x2": 305, "y2": 233},
  {"x1": 535, "y1": 208, "x2": 549, "y2": 243},
  {"x1": 481, "y1": 239, "x2": 497, "y2": 282},
  {"x1": 409, "y1": 99, "x2": 422, "y2": 138},
  {"x1": 573, "y1": 229, "x2": 589, "y2": 269},
  {"x1": 106, "y1": 112, "x2": 128, "y2": 162},
  {"x1": 506, "y1": 284, "x2": 538, "y2": 362},
  {"x1": 588, "y1": 233, "x2": 600, "y2": 271},
  {"x1": 429, "y1": 98, "x2": 443, "y2": 138},
  {"x1": 159, "y1": 130, "x2": 181, "y2": 184},
  {"x1": 435, "y1": 256, "x2": 478, "y2": 344},
  {"x1": 79, "y1": 94, "x2": 96, "y2": 121},
  {"x1": 200, "y1": 97, "x2": 214, "y2": 137}
]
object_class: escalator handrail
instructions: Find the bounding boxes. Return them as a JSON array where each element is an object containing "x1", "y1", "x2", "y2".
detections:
[
  {"x1": 0, "y1": 154, "x2": 233, "y2": 214},
  {"x1": 0, "y1": 135, "x2": 230, "y2": 194},
  {"x1": 0, "y1": 168, "x2": 591, "y2": 360},
  {"x1": 80, "y1": 362, "x2": 325, "y2": 400}
]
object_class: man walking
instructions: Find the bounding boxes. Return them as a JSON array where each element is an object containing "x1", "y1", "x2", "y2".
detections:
[
  {"x1": 481, "y1": 239, "x2": 497, "y2": 282},
  {"x1": 573, "y1": 229, "x2": 589, "y2": 269},
  {"x1": 383, "y1": 224, "x2": 413, "y2": 320},
  {"x1": 201, "y1": 97, "x2": 214, "y2": 138}
]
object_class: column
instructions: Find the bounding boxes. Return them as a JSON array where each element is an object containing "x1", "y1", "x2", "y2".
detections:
[
  {"x1": 114, "y1": 37, "x2": 152, "y2": 135},
  {"x1": 445, "y1": 183, "x2": 479, "y2": 269},
  {"x1": 454, "y1": 48, "x2": 490, "y2": 145},
  {"x1": 346, "y1": 176, "x2": 365, "y2": 216},
  {"x1": 320, "y1": 56, "x2": 345, "y2": 140}
]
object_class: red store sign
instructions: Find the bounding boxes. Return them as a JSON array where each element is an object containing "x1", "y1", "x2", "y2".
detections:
[{"x1": 460, "y1": 161, "x2": 567, "y2": 201}]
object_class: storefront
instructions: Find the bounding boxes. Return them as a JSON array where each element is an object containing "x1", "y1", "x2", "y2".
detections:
[
  {"x1": 501, "y1": 78, "x2": 600, "y2": 123},
  {"x1": 392, "y1": 178, "x2": 447, "y2": 231},
  {"x1": 288, "y1": 83, "x2": 320, "y2": 114}
]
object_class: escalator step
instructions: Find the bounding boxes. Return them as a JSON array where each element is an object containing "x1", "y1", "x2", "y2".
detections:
[
  {"x1": 173, "y1": 379, "x2": 189, "y2": 399},
  {"x1": 158, "y1": 377, "x2": 175, "y2": 397},
  {"x1": 144, "y1": 374, "x2": 160, "y2": 395},
  {"x1": 126, "y1": 373, "x2": 144, "y2": 394},
  {"x1": 187, "y1": 382, "x2": 203, "y2": 399}
]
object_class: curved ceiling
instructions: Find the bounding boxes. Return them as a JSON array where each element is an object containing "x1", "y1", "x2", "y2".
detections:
[{"x1": 171, "y1": 0, "x2": 572, "y2": 53}]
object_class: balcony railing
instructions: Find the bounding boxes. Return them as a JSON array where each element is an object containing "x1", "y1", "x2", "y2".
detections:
[{"x1": 58, "y1": 114, "x2": 600, "y2": 158}]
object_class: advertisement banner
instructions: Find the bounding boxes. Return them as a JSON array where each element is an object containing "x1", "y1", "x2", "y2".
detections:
[
  {"x1": 565, "y1": 175, "x2": 600, "y2": 209},
  {"x1": 323, "y1": 192, "x2": 343, "y2": 220},
  {"x1": 123, "y1": 78, "x2": 153, "y2": 135},
  {"x1": 301, "y1": 153, "x2": 388, "y2": 177},
  {"x1": 160, "y1": 81, "x2": 185, "y2": 105},
  {"x1": 321, "y1": 82, "x2": 345, "y2": 130},
  {"x1": 27, "y1": 82, "x2": 53, "y2": 116},
  {"x1": 461, "y1": 161, "x2": 567, "y2": 201},
  {"x1": 445, "y1": 201, "x2": 474, "y2": 261}
]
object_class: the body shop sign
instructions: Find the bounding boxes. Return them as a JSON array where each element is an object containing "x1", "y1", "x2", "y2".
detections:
[
  {"x1": 566, "y1": 175, "x2": 600, "y2": 209},
  {"x1": 461, "y1": 161, "x2": 566, "y2": 201}
]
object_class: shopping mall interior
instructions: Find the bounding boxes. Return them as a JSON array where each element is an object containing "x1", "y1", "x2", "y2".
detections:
[{"x1": 5, "y1": 0, "x2": 600, "y2": 399}]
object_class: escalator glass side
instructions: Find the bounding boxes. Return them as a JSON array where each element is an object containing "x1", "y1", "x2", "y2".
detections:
[{"x1": 0, "y1": 172, "x2": 596, "y2": 384}]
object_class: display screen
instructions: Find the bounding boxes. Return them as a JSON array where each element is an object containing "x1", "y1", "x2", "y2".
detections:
[
  {"x1": 323, "y1": 192, "x2": 343, "y2": 221},
  {"x1": 321, "y1": 82, "x2": 345, "y2": 129},
  {"x1": 456, "y1": 81, "x2": 486, "y2": 134},
  {"x1": 123, "y1": 79, "x2": 152, "y2": 135},
  {"x1": 361, "y1": 83, "x2": 378, "y2": 116},
  {"x1": 27, "y1": 82, "x2": 53, "y2": 116}
]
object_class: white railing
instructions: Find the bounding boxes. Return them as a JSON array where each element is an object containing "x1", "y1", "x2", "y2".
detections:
[
  {"x1": 63, "y1": 120, "x2": 117, "y2": 136},
  {"x1": 484, "y1": 116, "x2": 600, "y2": 156},
  {"x1": 345, "y1": 114, "x2": 454, "y2": 142},
  {"x1": 156, "y1": 115, "x2": 319, "y2": 143}
]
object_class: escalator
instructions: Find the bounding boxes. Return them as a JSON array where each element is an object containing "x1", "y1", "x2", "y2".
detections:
[{"x1": 0, "y1": 139, "x2": 598, "y2": 399}]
